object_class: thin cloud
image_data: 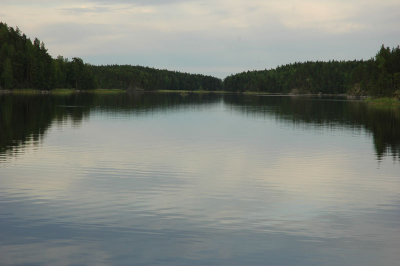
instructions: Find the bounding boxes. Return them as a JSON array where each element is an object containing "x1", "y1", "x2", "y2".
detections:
[
  {"x1": 62, "y1": 6, "x2": 111, "y2": 15},
  {"x1": 87, "y1": 0, "x2": 192, "y2": 5}
]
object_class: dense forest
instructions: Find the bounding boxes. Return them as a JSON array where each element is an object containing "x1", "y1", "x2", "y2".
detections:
[
  {"x1": 0, "y1": 23, "x2": 97, "y2": 91},
  {"x1": 224, "y1": 46, "x2": 400, "y2": 97},
  {"x1": 90, "y1": 65, "x2": 222, "y2": 91},
  {"x1": 1, "y1": 22, "x2": 399, "y2": 96},
  {"x1": 0, "y1": 22, "x2": 222, "y2": 91}
]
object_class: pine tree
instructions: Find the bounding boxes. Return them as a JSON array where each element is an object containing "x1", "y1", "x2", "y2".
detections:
[{"x1": 1, "y1": 58, "x2": 13, "y2": 89}]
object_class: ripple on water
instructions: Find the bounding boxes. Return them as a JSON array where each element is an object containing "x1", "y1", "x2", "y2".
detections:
[{"x1": 0, "y1": 95, "x2": 400, "y2": 265}]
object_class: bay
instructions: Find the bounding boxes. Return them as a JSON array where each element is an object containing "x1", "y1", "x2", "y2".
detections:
[{"x1": 0, "y1": 93, "x2": 399, "y2": 265}]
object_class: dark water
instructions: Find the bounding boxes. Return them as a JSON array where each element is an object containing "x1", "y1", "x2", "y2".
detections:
[{"x1": 0, "y1": 93, "x2": 399, "y2": 266}]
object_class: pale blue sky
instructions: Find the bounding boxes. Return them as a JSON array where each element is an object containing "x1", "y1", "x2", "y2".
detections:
[{"x1": 2, "y1": 0, "x2": 400, "y2": 78}]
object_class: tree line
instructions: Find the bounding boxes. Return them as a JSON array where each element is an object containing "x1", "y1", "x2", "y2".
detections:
[
  {"x1": 1, "y1": 22, "x2": 399, "y2": 96},
  {"x1": 223, "y1": 45, "x2": 400, "y2": 97},
  {"x1": 0, "y1": 22, "x2": 222, "y2": 91},
  {"x1": 90, "y1": 65, "x2": 223, "y2": 91},
  {"x1": 0, "y1": 22, "x2": 96, "y2": 91}
]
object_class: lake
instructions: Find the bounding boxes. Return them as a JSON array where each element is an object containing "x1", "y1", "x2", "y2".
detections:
[{"x1": 0, "y1": 93, "x2": 399, "y2": 266}]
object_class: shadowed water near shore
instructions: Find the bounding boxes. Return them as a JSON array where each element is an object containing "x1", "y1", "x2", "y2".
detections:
[
  {"x1": 1, "y1": 93, "x2": 399, "y2": 161},
  {"x1": 0, "y1": 93, "x2": 399, "y2": 265},
  {"x1": 224, "y1": 95, "x2": 400, "y2": 160}
]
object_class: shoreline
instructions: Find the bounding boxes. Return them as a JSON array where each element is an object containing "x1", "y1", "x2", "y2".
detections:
[
  {"x1": 365, "y1": 97, "x2": 400, "y2": 106},
  {"x1": 0, "y1": 89, "x2": 128, "y2": 94},
  {"x1": 1, "y1": 89, "x2": 398, "y2": 104}
]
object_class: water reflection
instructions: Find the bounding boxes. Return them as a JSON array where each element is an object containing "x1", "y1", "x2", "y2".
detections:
[
  {"x1": 0, "y1": 93, "x2": 399, "y2": 265},
  {"x1": 1, "y1": 93, "x2": 399, "y2": 161},
  {"x1": 223, "y1": 95, "x2": 400, "y2": 160},
  {"x1": 0, "y1": 93, "x2": 221, "y2": 162}
]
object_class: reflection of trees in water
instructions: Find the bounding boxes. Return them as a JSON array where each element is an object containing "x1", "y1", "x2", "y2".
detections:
[
  {"x1": 0, "y1": 93, "x2": 222, "y2": 160},
  {"x1": 0, "y1": 94, "x2": 90, "y2": 160},
  {"x1": 1, "y1": 93, "x2": 398, "y2": 161},
  {"x1": 88, "y1": 92, "x2": 222, "y2": 115},
  {"x1": 223, "y1": 95, "x2": 400, "y2": 160}
]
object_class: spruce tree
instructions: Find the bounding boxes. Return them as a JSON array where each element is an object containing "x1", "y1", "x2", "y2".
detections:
[{"x1": 1, "y1": 58, "x2": 13, "y2": 89}]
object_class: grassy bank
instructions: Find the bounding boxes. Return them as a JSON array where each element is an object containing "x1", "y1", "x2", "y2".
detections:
[
  {"x1": 243, "y1": 91, "x2": 277, "y2": 95},
  {"x1": 365, "y1": 97, "x2": 400, "y2": 107},
  {"x1": 10, "y1": 89, "x2": 39, "y2": 94},
  {"x1": 53, "y1": 89, "x2": 126, "y2": 94},
  {"x1": 87, "y1": 89, "x2": 126, "y2": 94},
  {"x1": 158, "y1": 90, "x2": 230, "y2": 94},
  {"x1": 6, "y1": 89, "x2": 127, "y2": 94},
  {"x1": 52, "y1": 89, "x2": 75, "y2": 94}
]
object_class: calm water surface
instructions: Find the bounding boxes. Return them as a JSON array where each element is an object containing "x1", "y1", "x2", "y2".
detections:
[{"x1": 0, "y1": 93, "x2": 399, "y2": 265}]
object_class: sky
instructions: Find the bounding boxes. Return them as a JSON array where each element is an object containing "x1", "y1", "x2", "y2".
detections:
[{"x1": 1, "y1": 0, "x2": 400, "y2": 79}]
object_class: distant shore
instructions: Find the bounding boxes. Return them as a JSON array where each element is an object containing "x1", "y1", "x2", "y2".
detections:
[
  {"x1": 1, "y1": 89, "x2": 399, "y2": 105},
  {"x1": 0, "y1": 89, "x2": 127, "y2": 94}
]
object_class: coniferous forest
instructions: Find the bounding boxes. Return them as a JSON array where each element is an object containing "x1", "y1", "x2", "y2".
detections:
[
  {"x1": 1, "y1": 22, "x2": 399, "y2": 96},
  {"x1": 0, "y1": 22, "x2": 222, "y2": 92},
  {"x1": 223, "y1": 46, "x2": 400, "y2": 96}
]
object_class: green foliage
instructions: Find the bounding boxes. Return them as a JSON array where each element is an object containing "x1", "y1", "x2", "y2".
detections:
[
  {"x1": 0, "y1": 23, "x2": 97, "y2": 91},
  {"x1": 51, "y1": 88, "x2": 75, "y2": 94},
  {"x1": 0, "y1": 22, "x2": 222, "y2": 92},
  {"x1": 1, "y1": 58, "x2": 13, "y2": 89},
  {"x1": 1, "y1": 22, "x2": 398, "y2": 95},
  {"x1": 89, "y1": 65, "x2": 222, "y2": 91},
  {"x1": 66, "y1": 57, "x2": 95, "y2": 90},
  {"x1": 365, "y1": 97, "x2": 400, "y2": 106},
  {"x1": 224, "y1": 45, "x2": 400, "y2": 97}
]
